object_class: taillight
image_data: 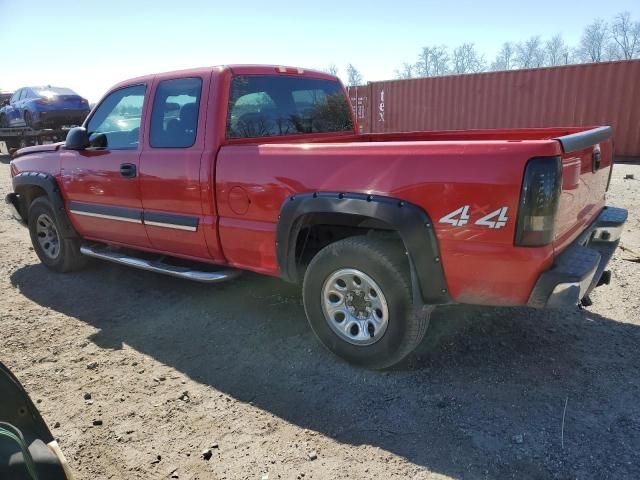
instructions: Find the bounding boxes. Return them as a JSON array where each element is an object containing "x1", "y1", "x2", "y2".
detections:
[{"x1": 515, "y1": 156, "x2": 562, "y2": 246}]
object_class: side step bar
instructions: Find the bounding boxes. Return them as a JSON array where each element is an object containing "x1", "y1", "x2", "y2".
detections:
[{"x1": 80, "y1": 244, "x2": 241, "y2": 283}]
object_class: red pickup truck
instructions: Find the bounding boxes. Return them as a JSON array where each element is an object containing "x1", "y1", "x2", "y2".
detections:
[{"x1": 6, "y1": 65, "x2": 627, "y2": 368}]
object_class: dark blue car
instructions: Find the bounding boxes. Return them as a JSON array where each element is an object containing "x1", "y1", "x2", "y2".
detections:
[{"x1": 0, "y1": 86, "x2": 90, "y2": 130}]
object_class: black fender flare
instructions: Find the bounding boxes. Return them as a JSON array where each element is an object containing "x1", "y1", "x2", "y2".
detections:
[
  {"x1": 275, "y1": 192, "x2": 451, "y2": 305},
  {"x1": 11, "y1": 172, "x2": 78, "y2": 238}
]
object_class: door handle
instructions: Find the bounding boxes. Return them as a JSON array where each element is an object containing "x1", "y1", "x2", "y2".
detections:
[{"x1": 120, "y1": 163, "x2": 137, "y2": 178}]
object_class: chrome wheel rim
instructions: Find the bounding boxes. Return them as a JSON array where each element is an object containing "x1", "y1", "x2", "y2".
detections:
[
  {"x1": 321, "y1": 268, "x2": 389, "y2": 346},
  {"x1": 35, "y1": 213, "x2": 60, "y2": 259}
]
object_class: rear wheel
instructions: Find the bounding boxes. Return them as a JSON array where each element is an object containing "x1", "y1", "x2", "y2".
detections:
[
  {"x1": 24, "y1": 111, "x2": 33, "y2": 128},
  {"x1": 302, "y1": 236, "x2": 430, "y2": 369},
  {"x1": 28, "y1": 197, "x2": 87, "y2": 272}
]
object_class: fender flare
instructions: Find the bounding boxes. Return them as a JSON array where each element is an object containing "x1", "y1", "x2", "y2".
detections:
[
  {"x1": 11, "y1": 172, "x2": 78, "y2": 238},
  {"x1": 275, "y1": 191, "x2": 451, "y2": 305}
]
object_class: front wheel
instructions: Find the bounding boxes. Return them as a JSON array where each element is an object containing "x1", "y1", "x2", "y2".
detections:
[
  {"x1": 302, "y1": 236, "x2": 430, "y2": 369},
  {"x1": 28, "y1": 197, "x2": 88, "y2": 272}
]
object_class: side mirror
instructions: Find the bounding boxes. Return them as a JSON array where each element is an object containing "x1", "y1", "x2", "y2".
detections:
[{"x1": 64, "y1": 127, "x2": 90, "y2": 150}]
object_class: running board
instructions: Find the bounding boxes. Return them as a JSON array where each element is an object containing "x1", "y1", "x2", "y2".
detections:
[{"x1": 80, "y1": 244, "x2": 241, "y2": 283}]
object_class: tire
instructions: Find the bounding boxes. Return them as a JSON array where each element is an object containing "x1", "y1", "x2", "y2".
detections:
[
  {"x1": 28, "y1": 197, "x2": 87, "y2": 272},
  {"x1": 302, "y1": 236, "x2": 430, "y2": 369},
  {"x1": 24, "y1": 111, "x2": 33, "y2": 128}
]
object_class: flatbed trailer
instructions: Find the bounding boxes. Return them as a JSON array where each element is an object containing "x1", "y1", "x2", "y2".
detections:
[{"x1": 0, "y1": 126, "x2": 69, "y2": 153}]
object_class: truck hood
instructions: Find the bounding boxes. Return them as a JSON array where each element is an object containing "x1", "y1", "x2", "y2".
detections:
[{"x1": 13, "y1": 142, "x2": 64, "y2": 159}]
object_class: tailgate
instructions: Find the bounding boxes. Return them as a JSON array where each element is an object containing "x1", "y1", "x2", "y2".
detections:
[{"x1": 553, "y1": 126, "x2": 613, "y2": 252}]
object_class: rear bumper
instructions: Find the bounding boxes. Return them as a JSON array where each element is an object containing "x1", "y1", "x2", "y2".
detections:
[
  {"x1": 527, "y1": 206, "x2": 628, "y2": 308},
  {"x1": 35, "y1": 109, "x2": 88, "y2": 127}
]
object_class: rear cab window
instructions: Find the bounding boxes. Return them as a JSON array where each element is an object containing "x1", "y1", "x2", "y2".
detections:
[{"x1": 226, "y1": 75, "x2": 353, "y2": 139}]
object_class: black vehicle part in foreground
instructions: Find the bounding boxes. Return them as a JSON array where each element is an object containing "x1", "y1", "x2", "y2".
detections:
[{"x1": 0, "y1": 361, "x2": 73, "y2": 479}]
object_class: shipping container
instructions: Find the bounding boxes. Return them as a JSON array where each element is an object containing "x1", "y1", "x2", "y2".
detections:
[
  {"x1": 348, "y1": 59, "x2": 640, "y2": 157},
  {"x1": 346, "y1": 85, "x2": 369, "y2": 133}
]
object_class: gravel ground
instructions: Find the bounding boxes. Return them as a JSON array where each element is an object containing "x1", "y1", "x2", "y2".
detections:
[{"x1": 1, "y1": 156, "x2": 639, "y2": 480}]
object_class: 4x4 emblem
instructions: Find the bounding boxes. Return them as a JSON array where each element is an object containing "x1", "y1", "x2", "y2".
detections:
[{"x1": 439, "y1": 206, "x2": 509, "y2": 229}]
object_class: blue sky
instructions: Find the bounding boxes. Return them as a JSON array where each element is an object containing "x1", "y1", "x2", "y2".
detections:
[{"x1": 1, "y1": 0, "x2": 638, "y2": 101}]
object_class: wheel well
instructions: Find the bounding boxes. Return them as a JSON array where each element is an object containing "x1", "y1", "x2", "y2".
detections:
[
  {"x1": 292, "y1": 213, "x2": 406, "y2": 279},
  {"x1": 277, "y1": 191, "x2": 450, "y2": 304}
]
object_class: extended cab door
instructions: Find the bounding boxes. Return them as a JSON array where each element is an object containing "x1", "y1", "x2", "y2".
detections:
[
  {"x1": 138, "y1": 73, "x2": 223, "y2": 261},
  {"x1": 60, "y1": 84, "x2": 151, "y2": 248}
]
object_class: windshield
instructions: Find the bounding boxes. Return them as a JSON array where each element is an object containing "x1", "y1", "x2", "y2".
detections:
[
  {"x1": 226, "y1": 75, "x2": 353, "y2": 138},
  {"x1": 33, "y1": 86, "x2": 77, "y2": 98}
]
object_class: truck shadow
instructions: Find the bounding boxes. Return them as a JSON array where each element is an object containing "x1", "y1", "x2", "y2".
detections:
[{"x1": 10, "y1": 262, "x2": 640, "y2": 479}]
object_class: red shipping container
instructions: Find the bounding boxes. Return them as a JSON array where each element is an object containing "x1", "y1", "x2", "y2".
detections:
[{"x1": 350, "y1": 60, "x2": 640, "y2": 157}]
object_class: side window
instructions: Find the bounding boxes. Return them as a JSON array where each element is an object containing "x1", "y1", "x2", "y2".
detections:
[
  {"x1": 150, "y1": 77, "x2": 202, "y2": 148},
  {"x1": 86, "y1": 85, "x2": 145, "y2": 150}
]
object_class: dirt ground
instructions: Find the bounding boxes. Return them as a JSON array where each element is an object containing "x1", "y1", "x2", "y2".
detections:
[{"x1": 1, "y1": 156, "x2": 639, "y2": 480}]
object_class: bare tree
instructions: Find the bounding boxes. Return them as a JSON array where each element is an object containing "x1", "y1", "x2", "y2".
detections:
[
  {"x1": 451, "y1": 43, "x2": 485, "y2": 74},
  {"x1": 545, "y1": 34, "x2": 570, "y2": 66},
  {"x1": 611, "y1": 11, "x2": 640, "y2": 60},
  {"x1": 393, "y1": 12, "x2": 640, "y2": 79},
  {"x1": 325, "y1": 64, "x2": 339, "y2": 76},
  {"x1": 491, "y1": 42, "x2": 516, "y2": 71},
  {"x1": 346, "y1": 64, "x2": 364, "y2": 87},
  {"x1": 347, "y1": 63, "x2": 364, "y2": 87},
  {"x1": 515, "y1": 36, "x2": 546, "y2": 68},
  {"x1": 605, "y1": 42, "x2": 622, "y2": 61},
  {"x1": 415, "y1": 45, "x2": 450, "y2": 77},
  {"x1": 578, "y1": 18, "x2": 610, "y2": 62},
  {"x1": 428, "y1": 46, "x2": 450, "y2": 76},
  {"x1": 394, "y1": 62, "x2": 415, "y2": 79}
]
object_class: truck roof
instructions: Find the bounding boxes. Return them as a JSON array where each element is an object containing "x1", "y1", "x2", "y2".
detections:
[{"x1": 109, "y1": 64, "x2": 339, "y2": 92}]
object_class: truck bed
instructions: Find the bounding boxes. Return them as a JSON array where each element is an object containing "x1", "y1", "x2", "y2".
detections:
[{"x1": 218, "y1": 125, "x2": 613, "y2": 305}]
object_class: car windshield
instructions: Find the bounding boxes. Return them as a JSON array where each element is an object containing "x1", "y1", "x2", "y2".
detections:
[{"x1": 33, "y1": 86, "x2": 77, "y2": 98}]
